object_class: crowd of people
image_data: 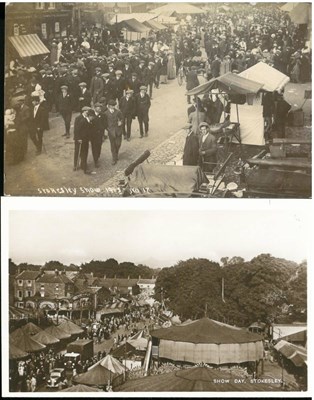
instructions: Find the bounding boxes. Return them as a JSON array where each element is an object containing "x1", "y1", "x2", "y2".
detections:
[
  {"x1": 9, "y1": 304, "x2": 153, "y2": 392},
  {"x1": 5, "y1": 4, "x2": 311, "y2": 174}
]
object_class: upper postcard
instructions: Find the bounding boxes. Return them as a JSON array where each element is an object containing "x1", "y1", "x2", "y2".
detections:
[{"x1": 4, "y1": 2, "x2": 312, "y2": 198}]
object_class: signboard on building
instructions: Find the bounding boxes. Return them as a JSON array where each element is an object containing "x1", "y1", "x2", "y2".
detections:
[{"x1": 41, "y1": 23, "x2": 47, "y2": 39}]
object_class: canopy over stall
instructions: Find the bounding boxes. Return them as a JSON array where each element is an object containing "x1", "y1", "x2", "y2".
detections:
[
  {"x1": 187, "y1": 72, "x2": 263, "y2": 97},
  {"x1": 150, "y1": 3, "x2": 205, "y2": 16},
  {"x1": 186, "y1": 73, "x2": 265, "y2": 146},
  {"x1": 109, "y1": 13, "x2": 157, "y2": 24},
  {"x1": 116, "y1": 18, "x2": 150, "y2": 41},
  {"x1": 10, "y1": 328, "x2": 46, "y2": 353},
  {"x1": 9, "y1": 34, "x2": 50, "y2": 58},
  {"x1": 239, "y1": 62, "x2": 290, "y2": 92},
  {"x1": 274, "y1": 340, "x2": 307, "y2": 367},
  {"x1": 143, "y1": 19, "x2": 167, "y2": 31}
]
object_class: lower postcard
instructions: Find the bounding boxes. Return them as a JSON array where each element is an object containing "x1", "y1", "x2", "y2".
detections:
[{"x1": 1, "y1": 198, "x2": 311, "y2": 397}]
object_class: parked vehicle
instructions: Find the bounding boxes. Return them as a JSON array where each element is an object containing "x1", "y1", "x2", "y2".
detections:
[
  {"x1": 66, "y1": 339, "x2": 94, "y2": 361},
  {"x1": 46, "y1": 368, "x2": 66, "y2": 388}
]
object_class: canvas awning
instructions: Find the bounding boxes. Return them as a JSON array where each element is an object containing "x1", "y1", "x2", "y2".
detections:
[
  {"x1": 274, "y1": 340, "x2": 307, "y2": 367},
  {"x1": 110, "y1": 13, "x2": 157, "y2": 24},
  {"x1": 9, "y1": 34, "x2": 50, "y2": 58},
  {"x1": 239, "y1": 62, "x2": 290, "y2": 92},
  {"x1": 118, "y1": 18, "x2": 150, "y2": 33},
  {"x1": 289, "y1": 3, "x2": 311, "y2": 24},
  {"x1": 187, "y1": 73, "x2": 264, "y2": 97},
  {"x1": 151, "y1": 3, "x2": 205, "y2": 16},
  {"x1": 143, "y1": 19, "x2": 167, "y2": 31},
  {"x1": 33, "y1": 330, "x2": 60, "y2": 345}
]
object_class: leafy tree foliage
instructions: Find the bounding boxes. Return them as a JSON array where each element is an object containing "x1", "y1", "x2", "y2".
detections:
[{"x1": 155, "y1": 255, "x2": 307, "y2": 326}]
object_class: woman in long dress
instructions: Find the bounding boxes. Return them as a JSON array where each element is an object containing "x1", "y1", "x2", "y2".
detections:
[{"x1": 167, "y1": 50, "x2": 176, "y2": 79}]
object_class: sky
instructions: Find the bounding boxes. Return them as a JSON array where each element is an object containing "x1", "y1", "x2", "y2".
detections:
[{"x1": 6, "y1": 205, "x2": 311, "y2": 268}]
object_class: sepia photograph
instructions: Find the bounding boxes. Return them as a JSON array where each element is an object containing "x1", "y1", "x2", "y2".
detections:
[
  {"x1": 1, "y1": 198, "x2": 310, "y2": 395},
  {"x1": 3, "y1": 2, "x2": 312, "y2": 198}
]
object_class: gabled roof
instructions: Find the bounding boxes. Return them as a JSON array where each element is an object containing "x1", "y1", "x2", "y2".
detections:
[
  {"x1": 16, "y1": 270, "x2": 41, "y2": 280},
  {"x1": 37, "y1": 273, "x2": 74, "y2": 284},
  {"x1": 151, "y1": 318, "x2": 263, "y2": 344},
  {"x1": 138, "y1": 279, "x2": 156, "y2": 285}
]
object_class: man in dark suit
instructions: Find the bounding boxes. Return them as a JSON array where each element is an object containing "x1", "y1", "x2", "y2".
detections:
[
  {"x1": 127, "y1": 72, "x2": 141, "y2": 95},
  {"x1": 91, "y1": 103, "x2": 106, "y2": 167},
  {"x1": 104, "y1": 99, "x2": 123, "y2": 165},
  {"x1": 186, "y1": 66, "x2": 200, "y2": 104},
  {"x1": 135, "y1": 60, "x2": 146, "y2": 84},
  {"x1": 90, "y1": 67, "x2": 104, "y2": 104},
  {"x1": 111, "y1": 70, "x2": 126, "y2": 103},
  {"x1": 78, "y1": 82, "x2": 92, "y2": 111},
  {"x1": 144, "y1": 62, "x2": 155, "y2": 99},
  {"x1": 182, "y1": 123, "x2": 199, "y2": 166},
  {"x1": 119, "y1": 89, "x2": 136, "y2": 141},
  {"x1": 101, "y1": 73, "x2": 113, "y2": 101},
  {"x1": 57, "y1": 85, "x2": 73, "y2": 138},
  {"x1": 11, "y1": 89, "x2": 31, "y2": 162},
  {"x1": 135, "y1": 86, "x2": 151, "y2": 138},
  {"x1": 123, "y1": 60, "x2": 133, "y2": 82},
  {"x1": 73, "y1": 106, "x2": 94, "y2": 174},
  {"x1": 198, "y1": 122, "x2": 218, "y2": 173},
  {"x1": 29, "y1": 93, "x2": 47, "y2": 155}
]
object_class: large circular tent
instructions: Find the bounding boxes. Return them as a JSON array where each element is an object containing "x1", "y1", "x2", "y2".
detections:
[{"x1": 151, "y1": 318, "x2": 264, "y2": 365}]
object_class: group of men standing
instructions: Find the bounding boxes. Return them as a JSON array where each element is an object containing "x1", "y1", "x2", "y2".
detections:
[{"x1": 73, "y1": 84, "x2": 151, "y2": 173}]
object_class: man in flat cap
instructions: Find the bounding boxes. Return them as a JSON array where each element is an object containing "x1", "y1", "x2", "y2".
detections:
[
  {"x1": 104, "y1": 99, "x2": 123, "y2": 165},
  {"x1": 144, "y1": 62, "x2": 155, "y2": 99},
  {"x1": 111, "y1": 70, "x2": 126, "y2": 103},
  {"x1": 29, "y1": 93, "x2": 47, "y2": 155},
  {"x1": 135, "y1": 86, "x2": 151, "y2": 138},
  {"x1": 119, "y1": 89, "x2": 136, "y2": 141},
  {"x1": 78, "y1": 82, "x2": 92, "y2": 110},
  {"x1": 182, "y1": 123, "x2": 199, "y2": 166},
  {"x1": 198, "y1": 122, "x2": 218, "y2": 173},
  {"x1": 135, "y1": 60, "x2": 146, "y2": 84},
  {"x1": 90, "y1": 66, "x2": 104, "y2": 105},
  {"x1": 127, "y1": 72, "x2": 141, "y2": 95},
  {"x1": 73, "y1": 106, "x2": 94, "y2": 173},
  {"x1": 57, "y1": 85, "x2": 73, "y2": 138},
  {"x1": 91, "y1": 102, "x2": 106, "y2": 167},
  {"x1": 102, "y1": 73, "x2": 113, "y2": 101}
]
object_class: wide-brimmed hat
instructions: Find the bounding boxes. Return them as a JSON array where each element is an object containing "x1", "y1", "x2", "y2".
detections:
[{"x1": 199, "y1": 122, "x2": 209, "y2": 129}]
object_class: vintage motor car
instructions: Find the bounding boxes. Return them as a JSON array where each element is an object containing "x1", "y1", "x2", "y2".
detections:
[{"x1": 46, "y1": 368, "x2": 66, "y2": 388}]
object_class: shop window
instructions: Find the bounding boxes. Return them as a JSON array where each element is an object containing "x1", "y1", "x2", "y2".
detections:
[{"x1": 35, "y1": 3, "x2": 45, "y2": 10}]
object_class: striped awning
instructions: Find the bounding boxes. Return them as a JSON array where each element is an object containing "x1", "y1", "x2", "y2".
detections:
[{"x1": 9, "y1": 34, "x2": 50, "y2": 58}]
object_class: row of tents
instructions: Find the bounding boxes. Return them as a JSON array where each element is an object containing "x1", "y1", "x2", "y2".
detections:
[{"x1": 9, "y1": 320, "x2": 84, "y2": 359}]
